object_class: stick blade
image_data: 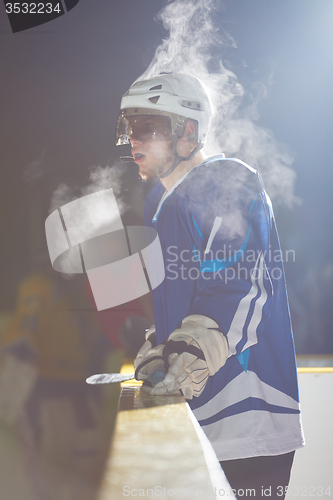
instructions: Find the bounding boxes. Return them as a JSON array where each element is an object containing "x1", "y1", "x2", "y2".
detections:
[{"x1": 86, "y1": 373, "x2": 135, "y2": 385}]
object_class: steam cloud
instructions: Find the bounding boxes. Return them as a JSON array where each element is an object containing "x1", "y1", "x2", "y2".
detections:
[
  {"x1": 49, "y1": 165, "x2": 126, "y2": 246},
  {"x1": 23, "y1": 148, "x2": 48, "y2": 184},
  {"x1": 50, "y1": 163, "x2": 125, "y2": 213},
  {"x1": 138, "y1": 0, "x2": 299, "y2": 208}
]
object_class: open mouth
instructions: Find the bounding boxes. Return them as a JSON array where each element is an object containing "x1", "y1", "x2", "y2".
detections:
[{"x1": 133, "y1": 153, "x2": 146, "y2": 164}]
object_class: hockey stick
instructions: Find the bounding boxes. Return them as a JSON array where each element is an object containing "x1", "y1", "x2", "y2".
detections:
[
  {"x1": 86, "y1": 372, "x2": 136, "y2": 384},
  {"x1": 86, "y1": 368, "x2": 165, "y2": 386}
]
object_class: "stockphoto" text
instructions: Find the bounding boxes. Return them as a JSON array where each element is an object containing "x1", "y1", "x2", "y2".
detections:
[{"x1": 165, "y1": 245, "x2": 295, "y2": 282}]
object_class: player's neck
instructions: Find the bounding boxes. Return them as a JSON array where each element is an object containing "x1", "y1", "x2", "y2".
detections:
[{"x1": 160, "y1": 151, "x2": 206, "y2": 191}]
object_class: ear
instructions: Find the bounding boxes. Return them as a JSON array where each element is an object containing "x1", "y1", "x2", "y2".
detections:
[
  {"x1": 184, "y1": 120, "x2": 196, "y2": 141},
  {"x1": 176, "y1": 120, "x2": 198, "y2": 157}
]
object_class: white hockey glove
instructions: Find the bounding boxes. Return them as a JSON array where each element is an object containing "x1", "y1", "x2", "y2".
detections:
[
  {"x1": 134, "y1": 324, "x2": 156, "y2": 369},
  {"x1": 134, "y1": 325, "x2": 168, "y2": 385},
  {"x1": 136, "y1": 315, "x2": 229, "y2": 400}
]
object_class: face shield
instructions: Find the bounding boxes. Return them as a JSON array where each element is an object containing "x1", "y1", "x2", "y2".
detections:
[{"x1": 116, "y1": 109, "x2": 181, "y2": 146}]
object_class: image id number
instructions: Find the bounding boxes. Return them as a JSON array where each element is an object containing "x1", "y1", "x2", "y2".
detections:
[
  {"x1": 5, "y1": 3, "x2": 61, "y2": 14},
  {"x1": 277, "y1": 486, "x2": 332, "y2": 497}
]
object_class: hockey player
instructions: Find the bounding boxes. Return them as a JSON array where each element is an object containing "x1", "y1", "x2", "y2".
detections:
[{"x1": 115, "y1": 73, "x2": 304, "y2": 498}]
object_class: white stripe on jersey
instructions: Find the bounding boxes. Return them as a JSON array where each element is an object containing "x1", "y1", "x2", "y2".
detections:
[
  {"x1": 200, "y1": 410, "x2": 304, "y2": 461},
  {"x1": 193, "y1": 370, "x2": 300, "y2": 423},
  {"x1": 227, "y1": 252, "x2": 268, "y2": 356},
  {"x1": 242, "y1": 254, "x2": 271, "y2": 351},
  {"x1": 204, "y1": 216, "x2": 223, "y2": 255}
]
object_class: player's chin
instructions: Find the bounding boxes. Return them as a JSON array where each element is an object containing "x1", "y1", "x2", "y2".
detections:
[
  {"x1": 138, "y1": 165, "x2": 159, "y2": 181},
  {"x1": 138, "y1": 171, "x2": 150, "y2": 181}
]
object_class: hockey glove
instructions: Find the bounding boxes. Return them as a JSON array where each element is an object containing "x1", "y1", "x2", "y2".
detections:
[
  {"x1": 134, "y1": 325, "x2": 168, "y2": 385},
  {"x1": 138, "y1": 314, "x2": 229, "y2": 400},
  {"x1": 134, "y1": 324, "x2": 156, "y2": 368}
]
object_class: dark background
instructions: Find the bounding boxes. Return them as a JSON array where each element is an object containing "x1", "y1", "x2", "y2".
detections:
[{"x1": 1, "y1": 0, "x2": 332, "y2": 354}]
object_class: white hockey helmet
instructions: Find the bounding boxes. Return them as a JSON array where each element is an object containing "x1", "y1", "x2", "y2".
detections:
[{"x1": 116, "y1": 73, "x2": 212, "y2": 147}]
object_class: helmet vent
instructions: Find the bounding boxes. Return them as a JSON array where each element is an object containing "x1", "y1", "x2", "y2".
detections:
[
  {"x1": 149, "y1": 96, "x2": 160, "y2": 104},
  {"x1": 180, "y1": 99, "x2": 202, "y2": 111},
  {"x1": 149, "y1": 84, "x2": 162, "y2": 91}
]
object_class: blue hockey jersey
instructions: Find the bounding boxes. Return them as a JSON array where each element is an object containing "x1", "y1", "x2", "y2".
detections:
[{"x1": 144, "y1": 155, "x2": 305, "y2": 460}]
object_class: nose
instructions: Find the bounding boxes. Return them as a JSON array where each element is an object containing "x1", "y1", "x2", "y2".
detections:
[{"x1": 130, "y1": 136, "x2": 142, "y2": 147}]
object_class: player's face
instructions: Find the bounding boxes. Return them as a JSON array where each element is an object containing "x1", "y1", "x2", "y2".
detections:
[{"x1": 128, "y1": 115, "x2": 174, "y2": 180}]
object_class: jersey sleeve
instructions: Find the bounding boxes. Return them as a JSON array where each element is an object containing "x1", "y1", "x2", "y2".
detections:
[{"x1": 188, "y1": 160, "x2": 274, "y2": 358}]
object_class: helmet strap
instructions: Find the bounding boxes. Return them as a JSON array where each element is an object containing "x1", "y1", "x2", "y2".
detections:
[{"x1": 159, "y1": 135, "x2": 203, "y2": 179}]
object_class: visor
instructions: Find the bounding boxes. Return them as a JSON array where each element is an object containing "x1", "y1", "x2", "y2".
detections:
[{"x1": 116, "y1": 108, "x2": 183, "y2": 146}]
